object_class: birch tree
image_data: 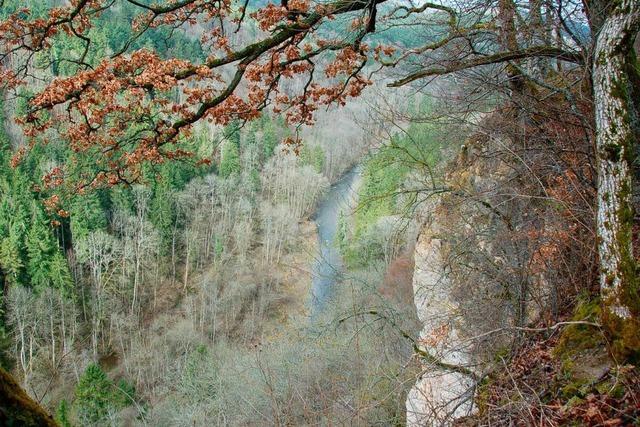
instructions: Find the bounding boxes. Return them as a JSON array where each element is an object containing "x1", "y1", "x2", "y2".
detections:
[
  {"x1": 75, "y1": 231, "x2": 119, "y2": 359},
  {"x1": 591, "y1": 0, "x2": 640, "y2": 351}
]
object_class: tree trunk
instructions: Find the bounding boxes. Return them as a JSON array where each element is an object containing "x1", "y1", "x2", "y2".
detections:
[
  {"x1": 0, "y1": 367, "x2": 58, "y2": 426},
  {"x1": 497, "y1": 0, "x2": 528, "y2": 110},
  {"x1": 0, "y1": 267, "x2": 6, "y2": 339},
  {"x1": 593, "y1": 0, "x2": 640, "y2": 355}
]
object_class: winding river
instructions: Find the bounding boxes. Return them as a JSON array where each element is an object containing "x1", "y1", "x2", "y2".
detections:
[{"x1": 309, "y1": 166, "x2": 360, "y2": 313}]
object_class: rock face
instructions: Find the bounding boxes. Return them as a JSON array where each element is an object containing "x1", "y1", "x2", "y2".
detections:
[
  {"x1": 406, "y1": 133, "x2": 552, "y2": 425},
  {"x1": 406, "y1": 202, "x2": 476, "y2": 426},
  {"x1": 405, "y1": 141, "x2": 496, "y2": 426}
]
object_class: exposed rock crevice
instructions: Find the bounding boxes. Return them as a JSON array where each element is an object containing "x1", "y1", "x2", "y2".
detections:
[{"x1": 406, "y1": 134, "x2": 554, "y2": 425}]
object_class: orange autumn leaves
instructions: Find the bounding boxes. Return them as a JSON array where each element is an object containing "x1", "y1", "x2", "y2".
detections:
[{"x1": 0, "y1": 1, "x2": 375, "y2": 210}]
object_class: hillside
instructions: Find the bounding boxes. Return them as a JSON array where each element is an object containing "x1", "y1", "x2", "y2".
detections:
[{"x1": 1, "y1": 0, "x2": 640, "y2": 426}]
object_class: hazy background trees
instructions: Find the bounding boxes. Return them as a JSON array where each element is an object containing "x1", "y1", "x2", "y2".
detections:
[
  {"x1": 1, "y1": 0, "x2": 638, "y2": 424},
  {"x1": 0, "y1": 27, "x2": 417, "y2": 420}
]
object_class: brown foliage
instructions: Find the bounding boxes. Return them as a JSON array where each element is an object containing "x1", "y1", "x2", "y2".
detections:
[
  {"x1": 0, "y1": 0, "x2": 378, "y2": 198},
  {"x1": 380, "y1": 252, "x2": 415, "y2": 306}
]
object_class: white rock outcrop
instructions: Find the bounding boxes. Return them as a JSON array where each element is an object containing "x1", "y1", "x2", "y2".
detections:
[{"x1": 406, "y1": 210, "x2": 476, "y2": 426}]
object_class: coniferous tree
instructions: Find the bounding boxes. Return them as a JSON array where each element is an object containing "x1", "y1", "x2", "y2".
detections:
[
  {"x1": 262, "y1": 124, "x2": 278, "y2": 160},
  {"x1": 110, "y1": 187, "x2": 134, "y2": 215},
  {"x1": 219, "y1": 140, "x2": 241, "y2": 178},
  {"x1": 245, "y1": 126, "x2": 257, "y2": 146},
  {"x1": 25, "y1": 204, "x2": 57, "y2": 290},
  {"x1": 0, "y1": 224, "x2": 25, "y2": 287},
  {"x1": 114, "y1": 378, "x2": 136, "y2": 409},
  {"x1": 70, "y1": 193, "x2": 107, "y2": 242},
  {"x1": 47, "y1": 251, "x2": 73, "y2": 295},
  {"x1": 73, "y1": 363, "x2": 117, "y2": 425},
  {"x1": 300, "y1": 145, "x2": 325, "y2": 174},
  {"x1": 55, "y1": 399, "x2": 72, "y2": 427},
  {"x1": 149, "y1": 181, "x2": 177, "y2": 255},
  {"x1": 223, "y1": 120, "x2": 241, "y2": 148}
]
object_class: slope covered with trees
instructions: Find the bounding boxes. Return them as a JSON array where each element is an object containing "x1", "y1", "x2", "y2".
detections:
[
  {"x1": 0, "y1": 0, "x2": 639, "y2": 425},
  {"x1": 0, "y1": 2, "x2": 414, "y2": 425}
]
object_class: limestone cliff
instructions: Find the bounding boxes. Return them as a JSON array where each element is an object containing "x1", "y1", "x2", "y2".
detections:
[
  {"x1": 406, "y1": 215, "x2": 476, "y2": 425},
  {"x1": 406, "y1": 133, "x2": 553, "y2": 425}
]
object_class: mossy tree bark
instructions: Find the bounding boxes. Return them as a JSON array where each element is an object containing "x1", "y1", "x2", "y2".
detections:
[
  {"x1": 0, "y1": 366, "x2": 57, "y2": 426},
  {"x1": 593, "y1": 0, "x2": 640, "y2": 356}
]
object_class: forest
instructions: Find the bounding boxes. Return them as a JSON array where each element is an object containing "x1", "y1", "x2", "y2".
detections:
[{"x1": 0, "y1": 0, "x2": 639, "y2": 426}]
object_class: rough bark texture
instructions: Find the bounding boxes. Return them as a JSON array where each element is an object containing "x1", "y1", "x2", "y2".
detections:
[
  {"x1": 593, "y1": 0, "x2": 640, "y2": 355},
  {"x1": 498, "y1": 0, "x2": 527, "y2": 94},
  {"x1": 0, "y1": 366, "x2": 58, "y2": 426}
]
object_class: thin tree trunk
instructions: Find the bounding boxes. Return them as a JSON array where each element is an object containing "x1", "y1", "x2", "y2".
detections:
[
  {"x1": 183, "y1": 242, "x2": 190, "y2": 291},
  {"x1": 18, "y1": 321, "x2": 26, "y2": 378},
  {"x1": 171, "y1": 223, "x2": 178, "y2": 285},
  {"x1": 593, "y1": 0, "x2": 640, "y2": 351},
  {"x1": 49, "y1": 300, "x2": 56, "y2": 368},
  {"x1": 498, "y1": 0, "x2": 527, "y2": 102}
]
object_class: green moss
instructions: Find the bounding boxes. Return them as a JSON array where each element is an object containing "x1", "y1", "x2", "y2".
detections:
[
  {"x1": 474, "y1": 375, "x2": 493, "y2": 414},
  {"x1": 565, "y1": 396, "x2": 585, "y2": 408},
  {"x1": 549, "y1": 296, "x2": 636, "y2": 403},
  {"x1": 595, "y1": 379, "x2": 625, "y2": 398},
  {"x1": 598, "y1": 45, "x2": 640, "y2": 357},
  {"x1": 492, "y1": 346, "x2": 511, "y2": 364},
  {"x1": 553, "y1": 298, "x2": 608, "y2": 398},
  {"x1": 555, "y1": 297, "x2": 603, "y2": 359},
  {"x1": 560, "y1": 382, "x2": 585, "y2": 399},
  {"x1": 606, "y1": 315, "x2": 640, "y2": 362},
  {"x1": 603, "y1": 162, "x2": 640, "y2": 359}
]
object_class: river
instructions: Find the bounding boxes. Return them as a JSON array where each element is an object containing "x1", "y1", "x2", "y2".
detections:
[{"x1": 309, "y1": 166, "x2": 360, "y2": 313}]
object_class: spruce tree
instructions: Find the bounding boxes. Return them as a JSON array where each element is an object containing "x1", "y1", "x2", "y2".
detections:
[
  {"x1": 149, "y1": 184, "x2": 176, "y2": 255},
  {"x1": 0, "y1": 224, "x2": 24, "y2": 287},
  {"x1": 55, "y1": 399, "x2": 72, "y2": 427},
  {"x1": 262, "y1": 124, "x2": 278, "y2": 159},
  {"x1": 47, "y1": 251, "x2": 73, "y2": 295},
  {"x1": 70, "y1": 192, "x2": 107, "y2": 242},
  {"x1": 25, "y1": 204, "x2": 57, "y2": 290},
  {"x1": 219, "y1": 140, "x2": 240, "y2": 178},
  {"x1": 223, "y1": 120, "x2": 241, "y2": 148},
  {"x1": 73, "y1": 363, "x2": 116, "y2": 425}
]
